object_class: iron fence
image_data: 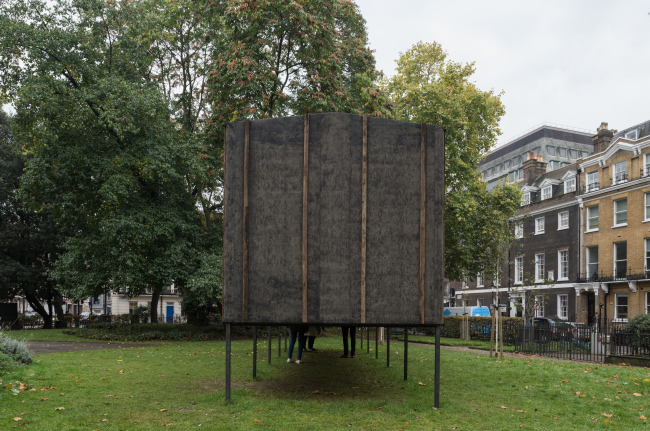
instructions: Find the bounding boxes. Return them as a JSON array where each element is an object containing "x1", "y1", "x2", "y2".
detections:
[{"x1": 513, "y1": 323, "x2": 606, "y2": 362}]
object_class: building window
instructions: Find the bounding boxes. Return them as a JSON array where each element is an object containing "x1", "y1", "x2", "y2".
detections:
[
  {"x1": 535, "y1": 217, "x2": 545, "y2": 234},
  {"x1": 486, "y1": 167, "x2": 494, "y2": 177},
  {"x1": 508, "y1": 170, "x2": 517, "y2": 183},
  {"x1": 558, "y1": 294, "x2": 568, "y2": 320},
  {"x1": 614, "y1": 241, "x2": 627, "y2": 279},
  {"x1": 522, "y1": 192, "x2": 531, "y2": 206},
  {"x1": 541, "y1": 186, "x2": 552, "y2": 200},
  {"x1": 558, "y1": 147, "x2": 567, "y2": 158},
  {"x1": 625, "y1": 130, "x2": 638, "y2": 140},
  {"x1": 614, "y1": 198, "x2": 627, "y2": 226},
  {"x1": 535, "y1": 253, "x2": 545, "y2": 283},
  {"x1": 587, "y1": 171, "x2": 599, "y2": 192},
  {"x1": 614, "y1": 161, "x2": 627, "y2": 184},
  {"x1": 495, "y1": 163, "x2": 503, "y2": 173},
  {"x1": 644, "y1": 153, "x2": 650, "y2": 177},
  {"x1": 512, "y1": 156, "x2": 520, "y2": 166},
  {"x1": 477, "y1": 298, "x2": 484, "y2": 307},
  {"x1": 535, "y1": 295, "x2": 545, "y2": 317},
  {"x1": 504, "y1": 160, "x2": 511, "y2": 169},
  {"x1": 129, "y1": 301, "x2": 138, "y2": 314},
  {"x1": 515, "y1": 256, "x2": 524, "y2": 284},
  {"x1": 646, "y1": 239, "x2": 650, "y2": 275},
  {"x1": 558, "y1": 211, "x2": 569, "y2": 230},
  {"x1": 647, "y1": 292, "x2": 650, "y2": 314},
  {"x1": 569, "y1": 149, "x2": 579, "y2": 159},
  {"x1": 564, "y1": 178, "x2": 576, "y2": 193},
  {"x1": 586, "y1": 246, "x2": 598, "y2": 280},
  {"x1": 547, "y1": 145, "x2": 556, "y2": 156},
  {"x1": 587, "y1": 205, "x2": 598, "y2": 231},
  {"x1": 476, "y1": 272, "x2": 484, "y2": 287},
  {"x1": 615, "y1": 293, "x2": 628, "y2": 321},
  {"x1": 557, "y1": 249, "x2": 569, "y2": 281},
  {"x1": 515, "y1": 221, "x2": 523, "y2": 239},
  {"x1": 581, "y1": 151, "x2": 591, "y2": 158},
  {"x1": 548, "y1": 161, "x2": 559, "y2": 170},
  {"x1": 646, "y1": 193, "x2": 650, "y2": 220}
]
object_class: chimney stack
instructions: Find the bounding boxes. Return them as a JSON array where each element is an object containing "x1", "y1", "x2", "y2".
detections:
[
  {"x1": 592, "y1": 122, "x2": 613, "y2": 154},
  {"x1": 522, "y1": 152, "x2": 547, "y2": 185}
]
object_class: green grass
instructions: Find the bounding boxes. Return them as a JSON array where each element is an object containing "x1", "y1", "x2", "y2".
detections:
[
  {"x1": 393, "y1": 334, "x2": 516, "y2": 351},
  {"x1": 2, "y1": 329, "x2": 107, "y2": 343},
  {"x1": 1, "y1": 333, "x2": 649, "y2": 430}
]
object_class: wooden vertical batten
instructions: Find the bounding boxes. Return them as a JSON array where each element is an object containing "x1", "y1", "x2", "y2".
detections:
[
  {"x1": 242, "y1": 120, "x2": 250, "y2": 322},
  {"x1": 360, "y1": 115, "x2": 368, "y2": 324},
  {"x1": 302, "y1": 114, "x2": 309, "y2": 323},
  {"x1": 419, "y1": 123, "x2": 427, "y2": 324}
]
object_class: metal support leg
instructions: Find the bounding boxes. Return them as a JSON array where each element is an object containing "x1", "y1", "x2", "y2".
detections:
[
  {"x1": 375, "y1": 327, "x2": 378, "y2": 359},
  {"x1": 387, "y1": 327, "x2": 390, "y2": 367},
  {"x1": 267, "y1": 326, "x2": 271, "y2": 364},
  {"x1": 253, "y1": 326, "x2": 257, "y2": 378},
  {"x1": 404, "y1": 328, "x2": 408, "y2": 380},
  {"x1": 435, "y1": 325, "x2": 441, "y2": 409},
  {"x1": 278, "y1": 326, "x2": 281, "y2": 357},
  {"x1": 225, "y1": 323, "x2": 231, "y2": 402}
]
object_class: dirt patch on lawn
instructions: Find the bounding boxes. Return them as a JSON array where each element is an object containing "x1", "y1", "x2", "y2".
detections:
[{"x1": 28, "y1": 341, "x2": 152, "y2": 354}]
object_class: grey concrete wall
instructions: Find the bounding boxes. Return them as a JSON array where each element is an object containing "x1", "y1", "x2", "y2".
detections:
[{"x1": 223, "y1": 113, "x2": 444, "y2": 325}]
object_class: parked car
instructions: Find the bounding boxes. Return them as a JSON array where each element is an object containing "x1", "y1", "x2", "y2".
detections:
[{"x1": 532, "y1": 317, "x2": 572, "y2": 342}]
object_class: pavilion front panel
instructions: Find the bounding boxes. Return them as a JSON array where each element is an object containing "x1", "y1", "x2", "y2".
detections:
[{"x1": 223, "y1": 113, "x2": 444, "y2": 325}]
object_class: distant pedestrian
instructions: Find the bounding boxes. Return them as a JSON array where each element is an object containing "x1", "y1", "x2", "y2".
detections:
[
  {"x1": 305, "y1": 326, "x2": 320, "y2": 351},
  {"x1": 287, "y1": 325, "x2": 307, "y2": 364},
  {"x1": 341, "y1": 325, "x2": 356, "y2": 358}
]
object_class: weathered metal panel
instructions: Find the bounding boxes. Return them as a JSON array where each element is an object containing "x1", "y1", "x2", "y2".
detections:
[{"x1": 223, "y1": 113, "x2": 444, "y2": 325}]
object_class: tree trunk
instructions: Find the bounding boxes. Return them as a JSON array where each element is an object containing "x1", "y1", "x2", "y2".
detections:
[
  {"x1": 25, "y1": 291, "x2": 52, "y2": 329},
  {"x1": 150, "y1": 288, "x2": 162, "y2": 324},
  {"x1": 52, "y1": 292, "x2": 66, "y2": 329}
]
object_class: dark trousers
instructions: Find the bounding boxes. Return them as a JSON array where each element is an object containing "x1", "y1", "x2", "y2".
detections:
[
  {"x1": 306, "y1": 336, "x2": 316, "y2": 349},
  {"x1": 342, "y1": 325, "x2": 356, "y2": 356},
  {"x1": 288, "y1": 330, "x2": 305, "y2": 360}
]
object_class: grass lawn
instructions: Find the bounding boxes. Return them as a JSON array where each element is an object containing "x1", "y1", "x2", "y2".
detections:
[
  {"x1": 393, "y1": 334, "x2": 516, "y2": 352},
  {"x1": 3, "y1": 329, "x2": 109, "y2": 343},
  {"x1": 1, "y1": 332, "x2": 650, "y2": 430}
]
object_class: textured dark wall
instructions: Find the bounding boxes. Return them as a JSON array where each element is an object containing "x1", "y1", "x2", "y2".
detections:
[{"x1": 223, "y1": 113, "x2": 444, "y2": 325}]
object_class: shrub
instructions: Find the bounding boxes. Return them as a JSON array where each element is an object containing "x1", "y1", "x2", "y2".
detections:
[
  {"x1": 435, "y1": 316, "x2": 522, "y2": 343},
  {"x1": 0, "y1": 332, "x2": 32, "y2": 370}
]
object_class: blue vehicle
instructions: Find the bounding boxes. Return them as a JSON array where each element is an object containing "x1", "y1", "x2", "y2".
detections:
[{"x1": 444, "y1": 306, "x2": 491, "y2": 317}]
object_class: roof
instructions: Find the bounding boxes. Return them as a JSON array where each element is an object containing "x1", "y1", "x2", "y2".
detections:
[
  {"x1": 481, "y1": 126, "x2": 594, "y2": 166},
  {"x1": 611, "y1": 119, "x2": 650, "y2": 143},
  {"x1": 531, "y1": 163, "x2": 578, "y2": 188}
]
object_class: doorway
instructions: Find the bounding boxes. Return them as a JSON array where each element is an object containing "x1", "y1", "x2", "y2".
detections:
[{"x1": 587, "y1": 293, "x2": 595, "y2": 326}]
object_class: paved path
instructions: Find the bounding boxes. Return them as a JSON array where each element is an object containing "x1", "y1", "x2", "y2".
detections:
[{"x1": 27, "y1": 341, "x2": 150, "y2": 354}]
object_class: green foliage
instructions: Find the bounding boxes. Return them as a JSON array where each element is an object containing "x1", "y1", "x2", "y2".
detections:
[
  {"x1": 439, "y1": 316, "x2": 522, "y2": 343},
  {"x1": 62, "y1": 323, "x2": 226, "y2": 342},
  {"x1": 181, "y1": 252, "x2": 222, "y2": 326},
  {"x1": 626, "y1": 314, "x2": 650, "y2": 333},
  {"x1": 0, "y1": 332, "x2": 32, "y2": 369},
  {"x1": 385, "y1": 41, "x2": 521, "y2": 281}
]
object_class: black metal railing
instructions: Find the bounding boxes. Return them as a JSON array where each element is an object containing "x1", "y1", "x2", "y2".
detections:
[
  {"x1": 575, "y1": 268, "x2": 650, "y2": 283},
  {"x1": 513, "y1": 323, "x2": 605, "y2": 362},
  {"x1": 581, "y1": 182, "x2": 600, "y2": 193},
  {"x1": 612, "y1": 172, "x2": 628, "y2": 184},
  {"x1": 642, "y1": 167, "x2": 650, "y2": 178}
]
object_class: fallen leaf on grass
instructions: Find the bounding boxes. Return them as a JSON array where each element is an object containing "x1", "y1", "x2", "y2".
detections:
[
  {"x1": 524, "y1": 386, "x2": 529, "y2": 390},
  {"x1": 517, "y1": 410, "x2": 526, "y2": 413},
  {"x1": 101, "y1": 419, "x2": 108, "y2": 422},
  {"x1": 641, "y1": 415, "x2": 647, "y2": 420},
  {"x1": 29, "y1": 389, "x2": 36, "y2": 392},
  {"x1": 501, "y1": 406, "x2": 508, "y2": 409},
  {"x1": 40, "y1": 398, "x2": 48, "y2": 401},
  {"x1": 633, "y1": 393, "x2": 643, "y2": 397},
  {"x1": 418, "y1": 382, "x2": 426, "y2": 386},
  {"x1": 105, "y1": 395, "x2": 113, "y2": 398},
  {"x1": 351, "y1": 387, "x2": 359, "y2": 389},
  {"x1": 253, "y1": 419, "x2": 261, "y2": 423},
  {"x1": 162, "y1": 423, "x2": 172, "y2": 426},
  {"x1": 13, "y1": 417, "x2": 22, "y2": 422},
  {"x1": 55, "y1": 407, "x2": 65, "y2": 411},
  {"x1": 161, "y1": 375, "x2": 167, "y2": 377},
  {"x1": 312, "y1": 390, "x2": 319, "y2": 394},
  {"x1": 602, "y1": 413, "x2": 613, "y2": 418},
  {"x1": 561, "y1": 379, "x2": 568, "y2": 383},
  {"x1": 329, "y1": 392, "x2": 336, "y2": 396},
  {"x1": 118, "y1": 370, "x2": 124, "y2": 375},
  {"x1": 160, "y1": 409, "x2": 167, "y2": 412}
]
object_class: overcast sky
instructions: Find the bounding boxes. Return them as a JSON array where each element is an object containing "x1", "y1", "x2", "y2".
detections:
[{"x1": 356, "y1": 0, "x2": 650, "y2": 148}]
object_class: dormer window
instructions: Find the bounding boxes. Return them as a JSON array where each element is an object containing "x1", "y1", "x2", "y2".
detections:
[
  {"x1": 643, "y1": 153, "x2": 650, "y2": 177},
  {"x1": 558, "y1": 147, "x2": 567, "y2": 158},
  {"x1": 541, "y1": 186, "x2": 552, "y2": 200},
  {"x1": 564, "y1": 177, "x2": 576, "y2": 193},
  {"x1": 569, "y1": 149, "x2": 578, "y2": 159},
  {"x1": 521, "y1": 192, "x2": 531, "y2": 206},
  {"x1": 614, "y1": 161, "x2": 627, "y2": 184},
  {"x1": 547, "y1": 146, "x2": 556, "y2": 156},
  {"x1": 625, "y1": 130, "x2": 638, "y2": 140},
  {"x1": 504, "y1": 160, "x2": 511, "y2": 169},
  {"x1": 512, "y1": 156, "x2": 520, "y2": 166}
]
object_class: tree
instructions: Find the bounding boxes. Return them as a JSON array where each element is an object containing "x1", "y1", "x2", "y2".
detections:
[
  {"x1": 0, "y1": 0, "x2": 204, "y2": 323},
  {"x1": 206, "y1": 0, "x2": 392, "y2": 130},
  {"x1": 0, "y1": 111, "x2": 66, "y2": 328},
  {"x1": 385, "y1": 41, "x2": 521, "y2": 283}
]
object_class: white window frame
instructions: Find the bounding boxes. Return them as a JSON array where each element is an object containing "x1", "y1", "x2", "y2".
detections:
[
  {"x1": 541, "y1": 186, "x2": 552, "y2": 200},
  {"x1": 614, "y1": 241, "x2": 627, "y2": 279},
  {"x1": 535, "y1": 253, "x2": 545, "y2": 283},
  {"x1": 563, "y1": 178, "x2": 576, "y2": 194},
  {"x1": 547, "y1": 270, "x2": 554, "y2": 281},
  {"x1": 586, "y1": 205, "x2": 598, "y2": 231},
  {"x1": 586, "y1": 171, "x2": 599, "y2": 192},
  {"x1": 615, "y1": 293, "x2": 628, "y2": 322},
  {"x1": 645, "y1": 193, "x2": 650, "y2": 221},
  {"x1": 558, "y1": 211, "x2": 569, "y2": 230},
  {"x1": 521, "y1": 192, "x2": 530, "y2": 206},
  {"x1": 558, "y1": 249, "x2": 569, "y2": 281},
  {"x1": 645, "y1": 238, "x2": 650, "y2": 275},
  {"x1": 515, "y1": 221, "x2": 523, "y2": 239},
  {"x1": 625, "y1": 130, "x2": 638, "y2": 140},
  {"x1": 535, "y1": 295, "x2": 544, "y2": 317},
  {"x1": 614, "y1": 198, "x2": 627, "y2": 227},
  {"x1": 646, "y1": 291, "x2": 650, "y2": 315},
  {"x1": 644, "y1": 153, "x2": 650, "y2": 177},
  {"x1": 535, "y1": 217, "x2": 545, "y2": 234},
  {"x1": 515, "y1": 256, "x2": 524, "y2": 285},
  {"x1": 476, "y1": 272, "x2": 484, "y2": 288},
  {"x1": 586, "y1": 246, "x2": 598, "y2": 279},
  {"x1": 614, "y1": 161, "x2": 627, "y2": 184},
  {"x1": 557, "y1": 294, "x2": 568, "y2": 320},
  {"x1": 477, "y1": 298, "x2": 484, "y2": 307}
]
